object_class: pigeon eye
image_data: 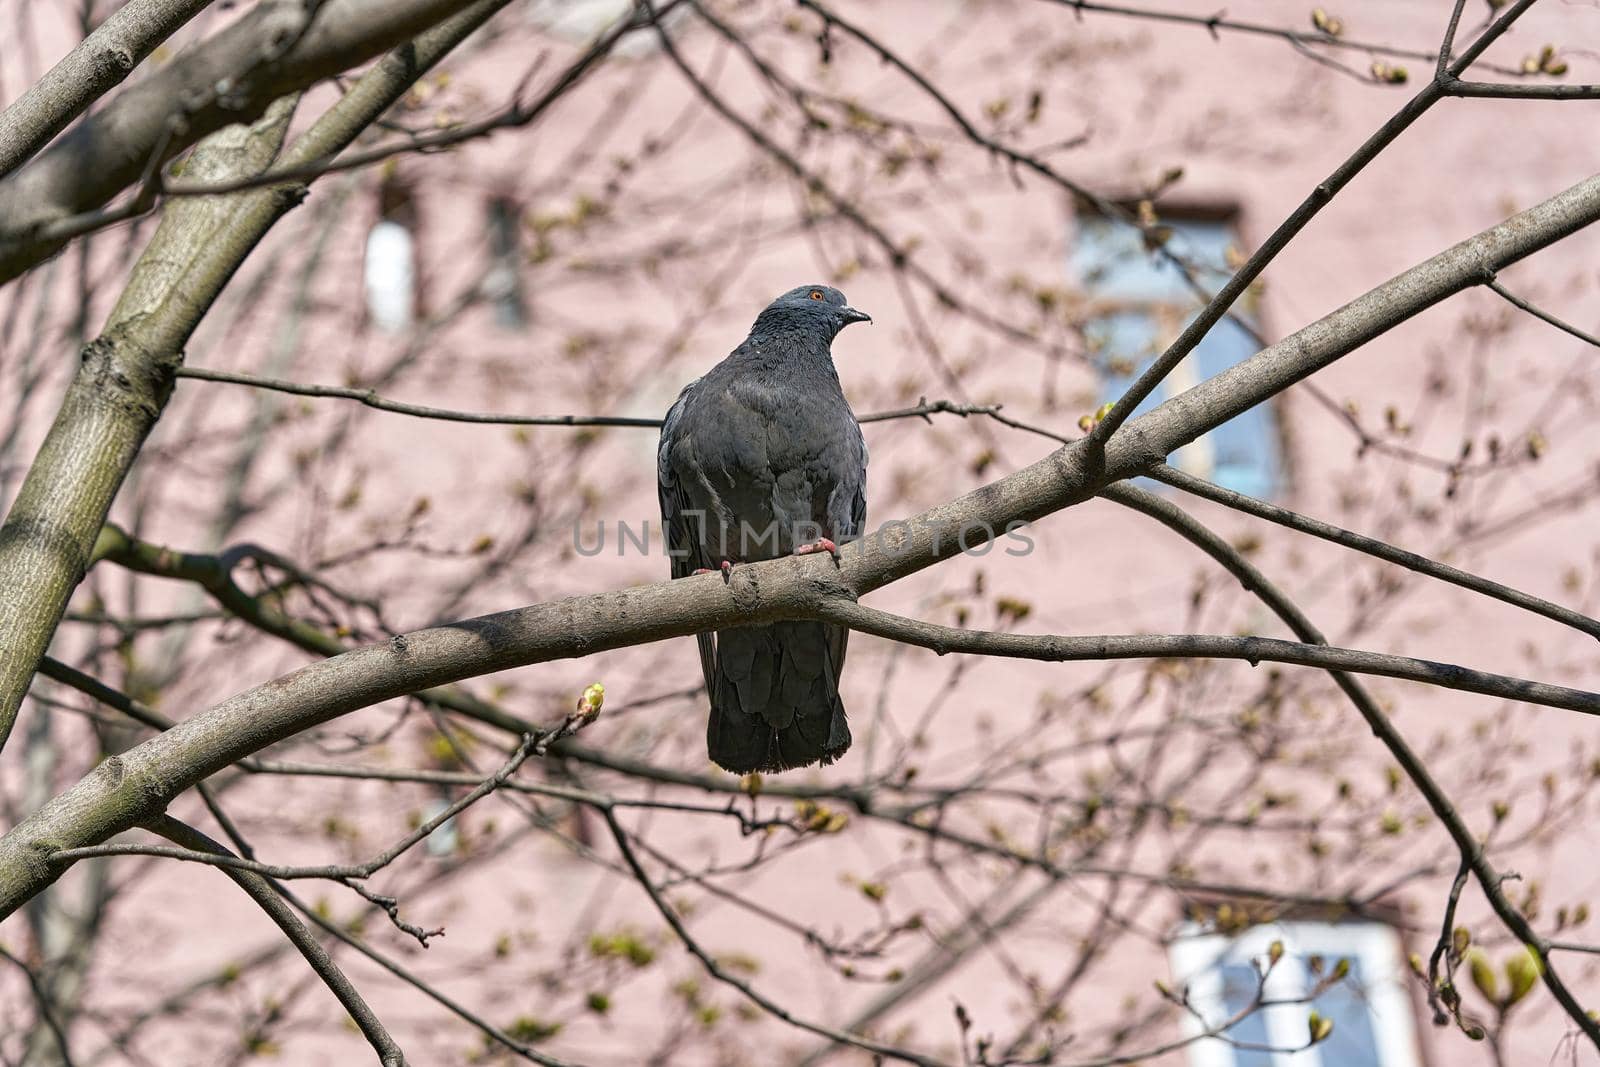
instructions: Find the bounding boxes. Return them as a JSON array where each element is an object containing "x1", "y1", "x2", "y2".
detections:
[{"x1": 809, "y1": 290, "x2": 824, "y2": 300}]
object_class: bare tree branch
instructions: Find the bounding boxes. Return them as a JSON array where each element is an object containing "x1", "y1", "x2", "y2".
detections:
[
  {"x1": 1485, "y1": 277, "x2": 1600, "y2": 350},
  {"x1": 1444, "y1": 80, "x2": 1600, "y2": 100},
  {"x1": 0, "y1": 0, "x2": 216, "y2": 179},
  {"x1": 0, "y1": 97, "x2": 299, "y2": 756},
  {"x1": 55, "y1": 734, "x2": 543, "y2": 884},
  {"x1": 1146, "y1": 463, "x2": 1600, "y2": 641},
  {"x1": 35, "y1": 0, "x2": 687, "y2": 229},
  {"x1": 0, "y1": 944, "x2": 77, "y2": 1067},
  {"x1": 1085, "y1": 0, "x2": 1537, "y2": 446},
  {"x1": 144, "y1": 816, "x2": 410, "y2": 1067},
  {"x1": 1098, "y1": 481, "x2": 1600, "y2": 1050},
  {"x1": 0, "y1": 0, "x2": 529, "y2": 754},
  {"x1": 175, "y1": 364, "x2": 1002, "y2": 429},
  {"x1": 601, "y1": 806, "x2": 956, "y2": 1067},
  {"x1": 824, "y1": 602, "x2": 1598, "y2": 711},
  {"x1": 1034, "y1": 0, "x2": 1527, "y2": 77},
  {"x1": 259, "y1": 878, "x2": 579, "y2": 1067},
  {"x1": 0, "y1": 0, "x2": 497, "y2": 284},
  {"x1": 649, "y1": 0, "x2": 1051, "y2": 359}
]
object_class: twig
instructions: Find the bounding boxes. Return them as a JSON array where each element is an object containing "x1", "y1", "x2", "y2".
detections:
[
  {"x1": 175, "y1": 366, "x2": 663, "y2": 426},
  {"x1": 1485, "y1": 278, "x2": 1600, "y2": 350},
  {"x1": 264, "y1": 879, "x2": 580, "y2": 1066},
  {"x1": 651, "y1": 0, "x2": 1052, "y2": 358},
  {"x1": 1033, "y1": 0, "x2": 1526, "y2": 77},
  {"x1": 156, "y1": 0, "x2": 686, "y2": 200},
  {"x1": 1445, "y1": 81, "x2": 1600, "y2": 100},
  {"x1": 1146, "y1": 463, "x2": 1600, "y2": 641},
  {"x1": 144, "y1": 815, "x2": 410, "y2": 1067},
  {"x1": 1426, "y1": 860, "x2": 1473, "y2": 1027},
  {"x1": 53, "y1": 733, "x2": 547, "y2": 886},
  {"x1": 1095, "y1": 481, "x2": 1600, "y2": 1052},
  {"x1": 602, "y1": 807, "x2": 956, "y2": 1067},
  {"x1": 820, "y1": 600, "x2": 1600, "y2": 714},
  {"x1": 0, "y1": 944, "x2": 78, "y2": 1067},
  {"x1": 1086, "y1": 0, "x2": 1538, "y2": 447},
  {"x1": 176, "y1": 366, "x2": 1009, "y2": 430}
]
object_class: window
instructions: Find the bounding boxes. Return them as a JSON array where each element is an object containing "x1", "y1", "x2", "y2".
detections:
[
  {"x1": 365, "y1": 176, "x2": 418, "y2": 334},
  {"x1": 1168, "y1": 920, "x2": 1423, "y2": 1067},
  {"x1": 484, "y1": 196, "x2": 528, "y2": 329},
  {"x1": 423, "y1": 793, "x2": 460, "y2": 857},
  {"x1": 1070, "y1": 212, "x2": 1283, "y2": 498}
]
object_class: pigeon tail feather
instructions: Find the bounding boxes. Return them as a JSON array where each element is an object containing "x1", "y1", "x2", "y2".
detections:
[{"x1": 706, "y1": 621, "x2": 851, "y2": 774}]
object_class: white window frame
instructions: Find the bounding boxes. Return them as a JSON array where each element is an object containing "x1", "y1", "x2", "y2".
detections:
[{"x1": 1168, "y1": 920, "x2": 1423, "y2": 1067}]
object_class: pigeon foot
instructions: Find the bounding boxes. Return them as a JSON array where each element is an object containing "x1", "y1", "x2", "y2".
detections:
[
  {"x1": 692, "y1": 560, "x2": 736, "y2": 584},
  {"x1": 794, "y1": 538, "x2": 841, "y2": 567}
]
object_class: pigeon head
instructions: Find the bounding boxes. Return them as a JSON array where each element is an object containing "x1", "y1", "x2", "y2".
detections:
[{"x1": 751, "y1": 284, "x2": 872, "y2": 339}]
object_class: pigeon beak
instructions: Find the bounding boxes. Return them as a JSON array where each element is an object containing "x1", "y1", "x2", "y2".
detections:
[{"x1": 839, "y1": 306, "x2": 873, "y2": 326}]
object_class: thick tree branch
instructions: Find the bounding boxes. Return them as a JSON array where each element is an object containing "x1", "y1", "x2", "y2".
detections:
[
  {"x1": 39, "y1": 0, "x2": 685, "y2": 230},
  {"x1": 0, "y1": 0, "x2": 216, "y2": 179},
  {"x1": 0, "y1": 98, "x2": 299, "y2": 756},
  {"x1": 0, "y1": 0, "x2": 528, "y2": 755},
  {"x1": 0, "y1": 0, "x2": 492, "y2": 284}
]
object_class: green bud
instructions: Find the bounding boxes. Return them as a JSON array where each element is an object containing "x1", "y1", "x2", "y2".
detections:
[
  {"x1": 1504, "y1": 945, "x2": 1542, "y2": 1006},
  {"x1": 1467, "y1": 947, "x2": 1498, "y2": 1004}
]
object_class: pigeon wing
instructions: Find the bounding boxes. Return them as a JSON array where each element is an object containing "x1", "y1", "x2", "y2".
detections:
[
  {"x1": 658, "y1": 381, "x2": 719, "y2": 690},
  {"x1": 823, "y1": 415, "x2": 868, "y2": 683}
]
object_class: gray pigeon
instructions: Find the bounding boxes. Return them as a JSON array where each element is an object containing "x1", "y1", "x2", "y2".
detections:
[{"x1": 658, "y1": 284, "x2": 871, "y2": 774}]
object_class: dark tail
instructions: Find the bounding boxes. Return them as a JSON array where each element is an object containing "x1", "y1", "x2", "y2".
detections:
[{"x1": 706, "y1": 621, "x2": 851, "y2": 774}]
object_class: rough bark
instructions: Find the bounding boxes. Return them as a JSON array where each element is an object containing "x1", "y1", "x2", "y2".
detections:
[
  {"x1": 0, "y1": 98, "x2": 299, "y2": 755},
  {"x1": 0, "y1": 0, "x2": 217, "y2": 179}
]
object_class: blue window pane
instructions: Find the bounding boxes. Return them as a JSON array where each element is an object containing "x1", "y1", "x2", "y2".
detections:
[
  {"x1": 1216, "y1": 963, "x2": 1275, "y2": 1067},
  {"x1": 1071, "y1": 218, "x2": 1235, "y2": 299},
  {"x1": 1190, "y1": 314, "x2": 1280, "y2": 498},
  {"x1": 1305, "y1": 957, "x2": 1383, "y2": 1066},
  {"x1": 1071, "y1": 216, "x2": 1281, "y2": 499}
]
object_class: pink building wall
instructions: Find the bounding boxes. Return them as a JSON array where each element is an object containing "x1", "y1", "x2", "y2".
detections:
[{"x1": 3, "y1": 1, "x2": 1600, "y2": 1064}]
